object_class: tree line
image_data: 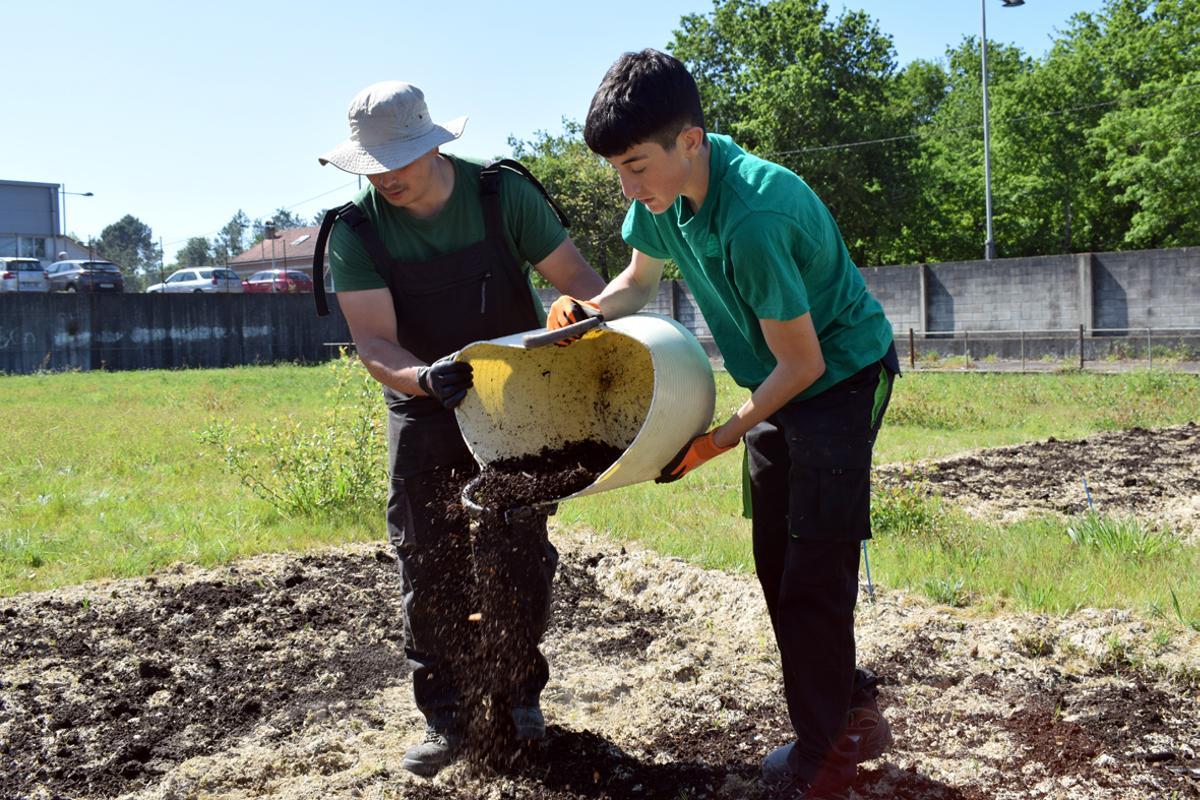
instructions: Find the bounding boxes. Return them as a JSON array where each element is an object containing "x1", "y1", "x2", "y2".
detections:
[{"x1": 514, "y1": 0, "x2": 1198, "y2": 273}]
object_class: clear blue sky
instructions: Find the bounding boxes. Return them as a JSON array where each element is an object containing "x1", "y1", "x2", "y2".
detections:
[{"x1": 5, "y1": 0, "x2": 1105, "y2": 263}]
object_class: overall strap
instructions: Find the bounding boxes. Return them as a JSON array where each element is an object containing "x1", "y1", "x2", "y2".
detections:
[
  {"x1": 477, "y1": 160, "x2": 559, "y2": 321},
  {"x1": 480, "y1": 159, "x2": 571, "y2": 229},
  {"x1": 311, "y1": 201, "x2": 396, "y2": 316},
  {"x1": 312, "y1": 202, "x2": 353, "y2": 317}
]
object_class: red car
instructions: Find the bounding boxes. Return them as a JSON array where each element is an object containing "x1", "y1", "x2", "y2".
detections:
[{"x1": 241, "y1": 269, "x2": 314, "y2": 294}]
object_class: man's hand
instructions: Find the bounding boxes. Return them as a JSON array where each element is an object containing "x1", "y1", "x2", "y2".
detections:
[
  {"x1": 416, "y1": 356, "x2": 473, "y2": 409},
  {"x1": 547, "y1": 296, "x2": 601, "y2": 330},
  {"x1": 656, "y1": 431, "x2": 738, "y2": 483}
]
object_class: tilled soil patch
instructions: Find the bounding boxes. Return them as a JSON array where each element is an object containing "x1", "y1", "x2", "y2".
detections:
[
  {"x1": 876, "y1": 422, "x2": 1200, "y2": 538},
  {"x1": 2, "y1": 530, "x2": 1199, "y2": 800}
]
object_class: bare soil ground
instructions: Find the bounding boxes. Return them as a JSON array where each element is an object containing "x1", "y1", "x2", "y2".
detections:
[
  {"x1": 877, "y1": 422, "x2": 1200, "y2": 541},
  {"x1": 3, "y1": 426, "x2": 1199, "y2": 800}
]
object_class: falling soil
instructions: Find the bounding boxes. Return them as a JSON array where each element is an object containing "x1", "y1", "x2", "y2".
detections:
[
  {"x1": 3, "y1": 426, "x2": 1200, "y2": 800},
  {"x1": 465, "y1": 440, "x2": 625, "y2": 512}
]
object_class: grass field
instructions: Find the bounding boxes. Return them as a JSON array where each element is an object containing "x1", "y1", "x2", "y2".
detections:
[{"x1": 2, "y1": 361, "x2": 1198, "y2": 627}]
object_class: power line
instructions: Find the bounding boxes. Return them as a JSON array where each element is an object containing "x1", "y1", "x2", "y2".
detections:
[{"x1": 162, "y1": 180, "x2": 357, "y2": 249}]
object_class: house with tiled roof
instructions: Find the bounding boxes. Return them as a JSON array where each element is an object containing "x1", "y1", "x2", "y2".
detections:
[{"x1": 229, "y1": 226, "x2": 325, "y2": 278}]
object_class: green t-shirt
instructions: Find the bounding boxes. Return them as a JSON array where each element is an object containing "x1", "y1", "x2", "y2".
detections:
[
  {"x1": 622, "y1": 134, "x2": 892, "y2": 400},
  {"x1": 329, "y1": 155, "x2": 566, "y2": 321}
]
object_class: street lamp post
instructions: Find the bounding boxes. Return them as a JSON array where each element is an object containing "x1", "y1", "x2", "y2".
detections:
[
  {"x1": 980, "y1": 0, "x2": 1023, "y2": 260},
  {"x1": 60, "y1": 185, "x2": 95, "y2": 258}
]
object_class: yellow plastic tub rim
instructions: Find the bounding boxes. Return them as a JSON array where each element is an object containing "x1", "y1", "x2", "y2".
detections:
[{"x1": 455, "y1": 313, "x2": 716, "y2": 503}]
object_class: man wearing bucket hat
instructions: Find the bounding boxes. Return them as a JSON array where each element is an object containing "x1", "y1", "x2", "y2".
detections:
[
  {"x1": 549, "y1": 51, "x2": 900, "y2": 800},
  {"x1": 313, "y1": 80, "x2": 605, "y2": 778}
]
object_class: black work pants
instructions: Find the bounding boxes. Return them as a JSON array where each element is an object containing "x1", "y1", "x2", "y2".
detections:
[
  {"x1": 385, "y1": 412, "x2": 558, "y2": 732},
  {"x1": 745, "y1": 352, "x2": 895, "y2": 782}
]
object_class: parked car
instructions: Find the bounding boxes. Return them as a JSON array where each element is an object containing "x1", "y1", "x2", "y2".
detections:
[
  {"x1": 241, "y1": 269, "x2": 314, "y2": 294},
  {"x1": 0, "y1": 258, "x2": 50, "y2": 293},
  {"x1": 146, "y1": 267, "x2": 244, "y2": 294},
  {"x1": 45, "y1": 259, "x2": 125, "y2": 293}
]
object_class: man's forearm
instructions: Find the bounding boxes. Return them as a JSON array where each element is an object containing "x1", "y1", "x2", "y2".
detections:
[{"x1": 356, "y1": 336, "x2": 427, "y2": 395}]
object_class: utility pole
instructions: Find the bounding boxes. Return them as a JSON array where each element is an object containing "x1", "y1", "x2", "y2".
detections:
[{"x1": 980, "y1": 0, "x2": 1025, "y2": 260}]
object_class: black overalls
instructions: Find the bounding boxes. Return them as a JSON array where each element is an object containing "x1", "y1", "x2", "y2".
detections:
[{"x1": 314, "y1": 160, "x2": 562, "y2": 734}]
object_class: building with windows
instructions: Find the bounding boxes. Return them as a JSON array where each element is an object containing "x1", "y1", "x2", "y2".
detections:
[
  {"x1": 0, "y1": 180, "x2": 64, "y2": 265},
  {"x1": 229, "y1": 226, "x2": 324, "y2": 278}
]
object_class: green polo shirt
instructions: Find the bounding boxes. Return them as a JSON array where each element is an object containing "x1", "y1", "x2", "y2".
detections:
[
  {"x1": 622, "y1": 134, "x2": 892, "y2": 400},
  {"x1": 329, "y1": 155, "x2": 566, "y2": 321}
]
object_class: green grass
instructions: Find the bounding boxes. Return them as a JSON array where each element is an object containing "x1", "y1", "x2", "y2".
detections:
[
  {"x1": 0, "y1": 366, "x2": 381, "y2": 594},
  {"x1": 2, "y1": 364, "x2": 1198, "y2": 628}
]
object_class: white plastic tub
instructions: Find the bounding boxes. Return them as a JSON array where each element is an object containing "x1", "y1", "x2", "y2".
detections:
[{"x1": 454, "y1": 313, "x2": 716, "y2": 503}]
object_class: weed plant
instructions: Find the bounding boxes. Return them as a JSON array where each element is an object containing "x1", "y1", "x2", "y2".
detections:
[
  {"x1": 1066, "y1": 513, "x2": 1177, "y2": 561},
  {"x1": 199, "y1": 354, "x2": 386, "y2": 517}
]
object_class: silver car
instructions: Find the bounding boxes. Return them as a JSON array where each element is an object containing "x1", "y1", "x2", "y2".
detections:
[
  {"x1": 0, "y1": 258, "x2": 50, "y2": 293},
  {"x1": 146, "y1": 267, "x2": 244, "y2": 294}
]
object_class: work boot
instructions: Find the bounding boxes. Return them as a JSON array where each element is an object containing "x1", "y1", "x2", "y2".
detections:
[
  {"x1": 401, "y1": 725, "x2": 462, "y2": 777},
  {"x1": 847, "y1": 699, "x2": 893, "y2": 761},
  {"x1": 512, "y1": 705, "x2": 546, "y2": 740}
]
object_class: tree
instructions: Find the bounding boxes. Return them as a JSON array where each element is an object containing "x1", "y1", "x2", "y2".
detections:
[
  {"x1": 213, "y1": 210, "x2": 251, "y2": 265},
  {"x1": 176, "y1": 237, "x2": 214, "y2": 268},
  {"x1": 94, "y1": 214, "x2": 160, "y2": 290},
  {"x1": 510, "y1": 120, "x2": 632, "y2": 282},
  {"x1": 670, "y1": 0, "x2": 910, "y2": 266},
  {"x1": 893, "y1": 39, "x2": 1032, "y2": 262},
  {"x1": 1087, "y1": 0, "x2": 1200, "y2": 248}
]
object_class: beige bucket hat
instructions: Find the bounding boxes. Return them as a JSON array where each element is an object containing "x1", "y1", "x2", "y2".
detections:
[{"x1": 319, "y1": 81, "x2": 467, "y2": 175}]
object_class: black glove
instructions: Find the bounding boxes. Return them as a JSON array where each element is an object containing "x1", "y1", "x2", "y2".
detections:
[{"x1": 416, "y1": 356, "x2": 473, "y2": 409}]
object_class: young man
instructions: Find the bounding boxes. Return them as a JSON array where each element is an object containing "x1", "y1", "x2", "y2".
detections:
[
  {"x1": 549, "y1": 50, "x2": 899, "y2": 799},
  {"x1": 316, "y1": 81, "x2": 605, "y2": 778}
]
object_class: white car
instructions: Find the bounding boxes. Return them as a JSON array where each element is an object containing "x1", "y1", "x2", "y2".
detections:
[
  {"x1": 0, "y1": 258, "x2": 50, "y2": 293},
  {"x1": 146, "y1": 267, "x2": 244, "y2": 294}
]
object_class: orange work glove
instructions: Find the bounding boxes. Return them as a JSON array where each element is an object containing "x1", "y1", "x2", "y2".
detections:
[
  {"x1": 547, "y1": 295, "x2": 601, "y2": 330},
  {"x1": 656, "y1": 431, "x2": 737, "y2": 483}
]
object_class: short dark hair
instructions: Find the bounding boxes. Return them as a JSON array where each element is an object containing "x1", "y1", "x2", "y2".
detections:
[{"x1": 584, "y1": 49, "x2": 706, "y2": 157}]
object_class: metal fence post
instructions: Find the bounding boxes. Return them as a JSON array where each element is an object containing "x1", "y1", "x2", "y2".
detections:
[
  {"x1": 964, "y1": 329, "x2": 970, "y2": 363},
  {"x1": 1079, "y1": 324, "x2": 1085, "y2": 370},
  {"x1": 909, "y1": 328, "x2": 915, "y2": 369}
]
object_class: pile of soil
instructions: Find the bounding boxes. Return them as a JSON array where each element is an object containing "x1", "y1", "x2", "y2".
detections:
[
  {"x1": 876, "y1": 422, "x2": 1200, "y2": 539},
  {"x1": 2, "y1": 527, "x2": 1198, "y2": 799},
  {"x1": 465, "y1": 440, "x2": 625, "y2": 512}
]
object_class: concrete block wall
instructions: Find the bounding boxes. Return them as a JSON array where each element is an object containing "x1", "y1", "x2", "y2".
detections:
[
  {"x1": 1093, "y1": 247, "x2": 1200, "y2": 330},
  {"x1": 922, "y1": 255, "x2": 1080, "y2": 333},
  {"x1": 860, "y1": 265, "x2": 921, "y2": 333}
]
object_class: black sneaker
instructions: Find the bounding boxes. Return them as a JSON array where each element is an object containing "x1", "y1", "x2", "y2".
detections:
[{"x1": 401, "y1": 725, "x2": 462, "y2": 777}]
